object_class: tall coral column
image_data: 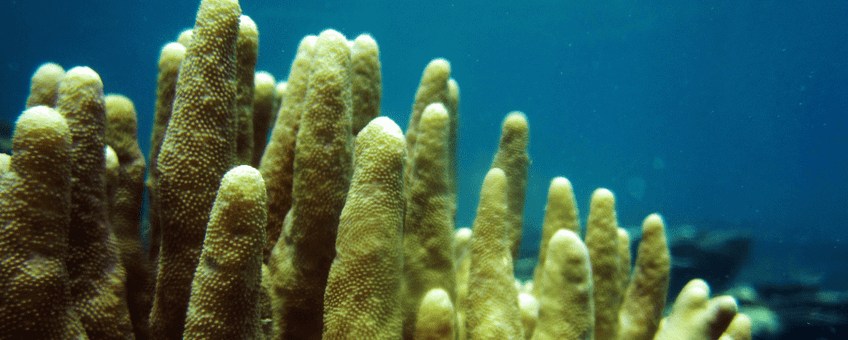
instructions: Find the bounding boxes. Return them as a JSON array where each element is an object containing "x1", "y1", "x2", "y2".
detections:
[
  {"x1": 0, "y1": 107, "x2": 87, "y2": 339},
  {"x1": 183, "y1": 166, "x2": 268, "y2": 340},
  {"x1": 149, "y1": 0, "x2": 241, "y2": 338},
  {"x1": 267, "y1": 29, "x2": 353, "y2": 340},
  {"x1": 323, "y1": 117, "x2": 407, "y2": 340},
  {"x1": 58, "y1": 67, "x2": 134, "y2": 340}
]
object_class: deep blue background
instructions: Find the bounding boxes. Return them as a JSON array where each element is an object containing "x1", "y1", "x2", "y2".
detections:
[{"x1": 2, "y1": 0, "x2": 846, "y2": 287}]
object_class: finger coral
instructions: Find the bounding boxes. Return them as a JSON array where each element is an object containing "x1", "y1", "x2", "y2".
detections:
[
  {"x1": 0, "y1": 106, "x2": 87, "y2": 340},
  {"x1": 58, "y1": 67, "x2": 134, "y2": 340},
  {"x1": 402, "y1": 103, "x2": 457, "y2": 339},
  {"x1": 267, "y1": 28, "x2": 353, "y2": 340},
  {"x1": 183, "y1": 165, "x2": 267, "y2": 340},
  {"x1": 464, "y1": 168, "x2": 524, "y2": 340},
  {"x1": 323, "y1": 117, "x2": 406, "y2": 340},
  {"x1": 149, "y1": 0, "x2": 242, "y2": 338}
]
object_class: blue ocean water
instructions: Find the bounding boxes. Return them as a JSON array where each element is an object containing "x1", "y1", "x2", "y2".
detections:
[{"x1": 1, "y1": 0, "x2": 845, "y2": 293}]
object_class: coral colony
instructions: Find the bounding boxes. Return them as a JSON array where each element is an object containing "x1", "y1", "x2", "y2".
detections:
[{"x1": 0, "y1": 0, "x2": 750, "y2": 339}]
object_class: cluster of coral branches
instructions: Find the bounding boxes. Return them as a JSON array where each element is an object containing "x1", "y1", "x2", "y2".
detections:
[{"x1": 0, "y1": 0, "x2": 752, "y2": 339}]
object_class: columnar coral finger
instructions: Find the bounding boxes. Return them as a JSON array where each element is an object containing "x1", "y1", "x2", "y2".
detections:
[
  {"x1": 268, "y1": 29, "x2": 352, "y2": 340},
  {"x1": 584, "y1": 188, "x2": 622, "y2": 340},
  {"x1": 490, "y1": 111, "x2": 530, "y2": 259},
  {"x1": 402, "y1": 103, "x2": 456, "y2": 339},
  {"x1": 445, "y1": 78, "x2": 460, "y2": 189},
  {"x1": 234, "y1": 15, "x2": 259, "y2": 166},
  {"x1": 0, "y1": 106, "x2": 87, "y2": 339},
  {"x1": 465, "y1": 168, "x2": 523, "y2": 340},
  {"x1": 654, "y1": 279, "x2": 740, "y2": 340},
  {"x1": 616, "y1": 228, "x2": 632, "y2": 297},
  {"x1": 453, "y1": 227, "x2": 472, "y2": 340},
  {"x1": 406, "y1": 58, "x2": 451, "y2": 154},
  {"x1": 104, "y1": 95, "x2": 146, "y2": 248},
  {"x1": 414, "y1": 288, "x2": 457, "y2": 340},
  {"x1": 148, "y1": 43, "x2": 186, "y2": 172},
  {"x1": 25, "y1": 63, "x2": 65, "y2": 108},
  {"x1": 404, "y1": 59, "x2": 452, "y2": 197},
  {"x1": 532, "y1": 229, "x2": 594, "y2": 340},
  {"x1": 618, "y1": 214, "x2": 670, "y2": 340},
  {"x1": 105, "y1": 94, "x2": 153, "y2": 340},
  {"x1": 532, "y1": 177, "x2": 580, "y2": 298},
  {"x1": 183, "y1": 165, "x2": 267, "y2": 340},
  {"x1": 350, "y1": 34, "x2": 382, "y2": 135},
  {"x1": 323, "y1": 117, "x2": 406, "y2": 340},
  {"x1": 251, "y1": 71, "x2": 277, "y2": 167},
  {"x1": 259, "y1": 35, "x2": 316, "y2": 262},
  {"x1": 57, "y1": 66, "x2": 134, "y2": 340},
  {"x1": 146, "y1": 42, "x2": 187, "y2": 264},
  {"x1": 150, "y1": 0, "x2": 241, "y2": 338}
]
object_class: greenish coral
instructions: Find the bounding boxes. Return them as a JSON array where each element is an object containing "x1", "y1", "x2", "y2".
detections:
[
  {"x1": 150, "y1": 0, "x2": 242, "y2": 338},
  {"x1": 0, "y1": 106, "x2": 87, "y2": 340}
]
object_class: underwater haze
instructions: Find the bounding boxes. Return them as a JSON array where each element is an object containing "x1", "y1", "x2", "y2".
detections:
[{"x1": 1, "y1": 0, "x2": 845, "y2": 292}]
